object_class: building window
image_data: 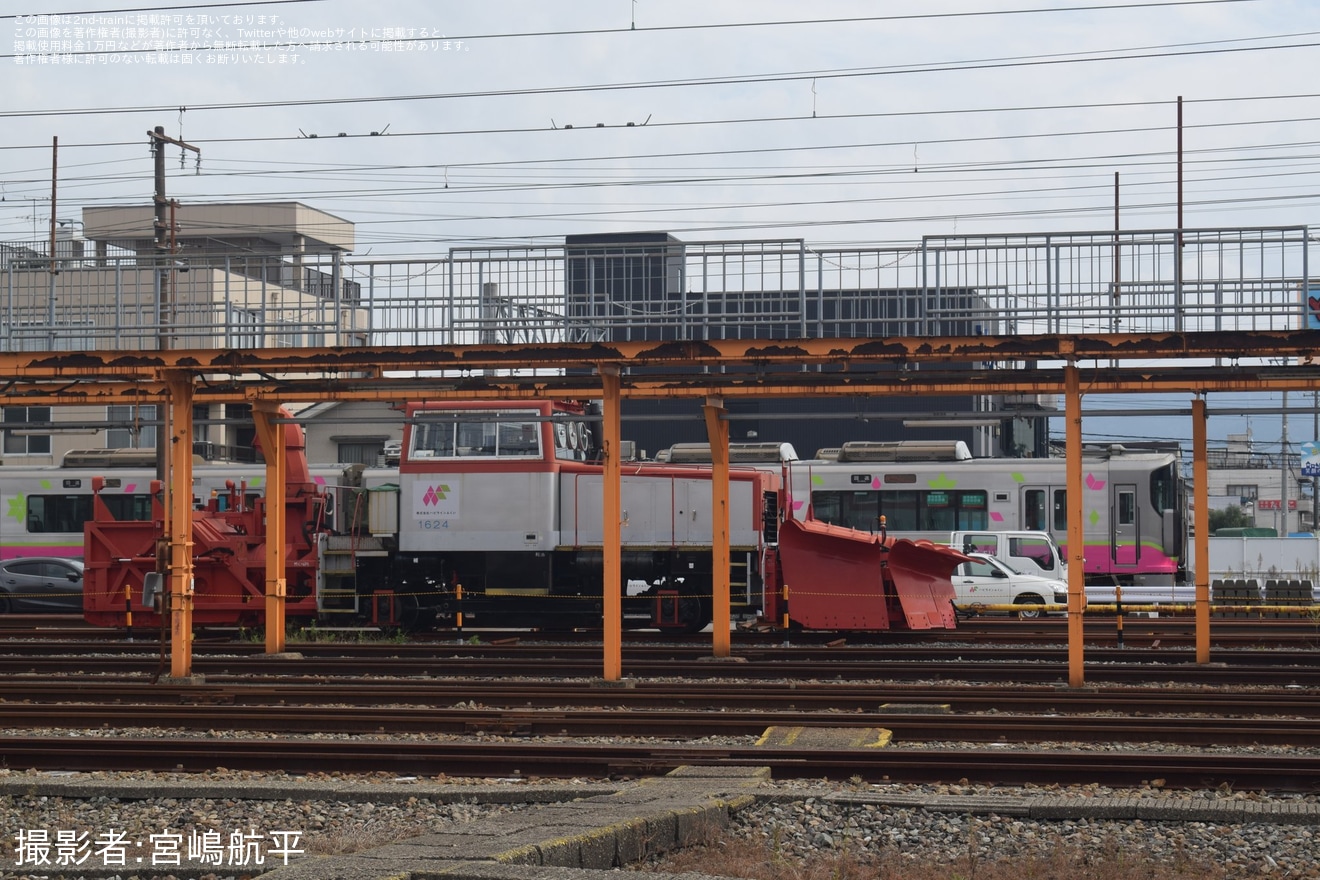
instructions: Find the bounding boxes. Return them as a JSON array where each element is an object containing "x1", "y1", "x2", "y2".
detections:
[
  {"x1": 1226, "y1": 484, "x2": 1258, "y2": 503},
  {"x1": 107, "y1": 405, "x2": 157, "y2": 449},
  {"x1": 337, "y1": 441, "x2": 386, "y2": 465},
  {"x1": 227, "y1": 307, "x2": 261, "y2": 348},
  {"x1": 2, "y1": 406, "x2": 51, "y2": 456}
]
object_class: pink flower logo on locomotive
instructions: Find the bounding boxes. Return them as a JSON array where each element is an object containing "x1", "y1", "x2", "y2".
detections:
[{"x1": 413, "y1": 482, "x2": 459, "y2": 520}]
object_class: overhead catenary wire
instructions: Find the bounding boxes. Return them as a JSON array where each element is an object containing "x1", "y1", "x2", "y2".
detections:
[
  {"x1": 3, "y1": 28, "x2": 1316, "y2": 115},
  {"x1": 3, "y1": 3, "x2": 1317, "y2": 247}
]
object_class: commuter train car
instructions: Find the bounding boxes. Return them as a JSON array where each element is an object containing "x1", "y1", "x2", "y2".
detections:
[
  {"x1": 0, "y1": 452, "x2": 342, "y2": 561},
  {"x1": 788, "y1": 440, "x2": 1186, "y2": 587}
]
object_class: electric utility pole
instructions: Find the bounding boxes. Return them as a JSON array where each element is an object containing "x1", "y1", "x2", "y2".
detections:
[{"x1": 146, "y1": 126, "x2": 199, "y2": 480}]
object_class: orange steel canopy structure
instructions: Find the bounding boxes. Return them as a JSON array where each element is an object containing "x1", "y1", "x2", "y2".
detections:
[
  {"x1": 4, "y1": 327, "x2": 1320, "y2": 686},
  {"x1": 5, "y1": 221, "x2": 1318, "y2": 684}
]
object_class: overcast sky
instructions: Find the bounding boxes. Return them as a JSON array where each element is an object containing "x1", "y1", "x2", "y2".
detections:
[{"x1": 4, "y1": 0, "x2": 1319, "y2": 446}]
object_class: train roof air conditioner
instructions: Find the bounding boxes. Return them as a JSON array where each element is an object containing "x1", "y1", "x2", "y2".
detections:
[
  {"x1": 836, "y1": 440, "x2": 972, "y2": 462},
  {"x1": 664, "y1": 442, "x2": 798, "y2": 464}
]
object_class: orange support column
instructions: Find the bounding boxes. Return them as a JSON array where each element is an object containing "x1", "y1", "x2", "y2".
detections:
[
  {"x1": 702, "y1": 397, "x2": 731, "y2": 658},
  {"x1": 166, "y1": 373, "x2": 196, "y2": 680},
  {"x1": 253, "y1": 402, "x2": 288, "y2": 655},
  {"x1": 600, "y1": 368, "x2": 623, "y2": 681},
  {"x1": 1192, "y1": 397, "x2": 1211, "y2": 663},
  {"x1": 1064, "y1": 364, "x2": 1086, "y2": 687}
]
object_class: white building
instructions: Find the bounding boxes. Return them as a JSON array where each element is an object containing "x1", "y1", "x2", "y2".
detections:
[
  {"x1": 1203, "y1": 433, "x2": 1312, "y2": 535},
  {"x1": 0, "y1": 202, "x2": 371, "y2": 465}
]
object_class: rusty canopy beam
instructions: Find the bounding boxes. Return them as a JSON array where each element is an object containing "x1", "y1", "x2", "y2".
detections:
[
  {"x1": 10, "y1": 367, "x2": 1320, "y2": 407},
  {"x1": 4, "y1": 330, "x2": 1320, "y2": 381}
]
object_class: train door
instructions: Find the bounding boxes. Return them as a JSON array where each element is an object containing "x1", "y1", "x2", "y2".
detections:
[
  {"x1": 1112, "y1": 483, "x2": 1139, "y2": 570},
  {"x1": 1022, "y1": 485, "x2": 1069, "y2": 562}
]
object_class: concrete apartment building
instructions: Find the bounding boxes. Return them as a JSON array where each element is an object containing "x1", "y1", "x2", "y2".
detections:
[{"x1": 0, "y1": 201, "x2": 375, "y2": 464}]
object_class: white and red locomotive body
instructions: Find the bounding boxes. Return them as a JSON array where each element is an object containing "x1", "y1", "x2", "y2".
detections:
[{"x1": 347, "y1": 400, "x2": 782, "y2": 631}]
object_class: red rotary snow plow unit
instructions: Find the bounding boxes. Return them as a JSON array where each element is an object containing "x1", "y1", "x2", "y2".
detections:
[{"x1": 81, "y1": 418, "x2": 327, "y2": 628}]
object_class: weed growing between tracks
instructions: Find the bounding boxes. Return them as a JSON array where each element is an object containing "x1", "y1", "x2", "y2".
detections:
[{"x1": 642, "y1": 825, "x2": 1231, "y2": 880}]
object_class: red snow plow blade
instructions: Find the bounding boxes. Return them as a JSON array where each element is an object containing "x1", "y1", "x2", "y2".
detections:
[{"x1": 776, "y1": 516, "x2": 967, "y2": 631}]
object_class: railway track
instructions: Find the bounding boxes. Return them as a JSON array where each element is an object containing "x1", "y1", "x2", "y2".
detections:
[
  {"x1": 3, "y1": 622, "x2": 1317, "y2": 795},
  {"x1": 4, "y1": 635, "x2": 1320, "y2": 664},
  {"x1": 2, "y1": 678, "x2": 1317, "y2": 716},
  {"x1": 1, "y1": 649, "x2": 1318, "y2": 686},
  {"x1": 2, "y1": 735, "x2": 1316, "y2": 791},
  {"x1": 3, "y1": 700, "x2": 1319, "y2": 747},
  {"x1": 3, "y1": 616, "x2": 1320, "y2": 648}
]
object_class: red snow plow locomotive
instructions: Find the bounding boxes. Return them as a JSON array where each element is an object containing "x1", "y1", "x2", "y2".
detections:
[{"x1": 81, "y1": 400, "x2": 967, "y2": 633}]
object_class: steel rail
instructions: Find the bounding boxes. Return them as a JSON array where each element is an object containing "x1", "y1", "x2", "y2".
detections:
[
  {"x1": 7, "y1": 639, "x2": 1320, "y2": 666},
  {"x1": 1, "y1": 653, "x2": 1318, "y2": 686},
  {"x1": 1, "y1": 680, "x2": 1317, "y2": 717},
  {"x1": 3, "y1": 703, "x2": 1318, "y2": 748},
  {"x1": 2, "y1": 617, "x2": 1316, "y2": 648},
  {"x1": 2, "y1": 736, "x2": 1316, "y2": 791}
]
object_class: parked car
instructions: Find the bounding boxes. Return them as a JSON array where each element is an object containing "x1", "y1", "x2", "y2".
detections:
[
  {"x1": 951, "y1": 552, "x2": 1068, "y2": 619},
  {"x1": 0, "y1": 557, "x2": 84, "y2": 613}
]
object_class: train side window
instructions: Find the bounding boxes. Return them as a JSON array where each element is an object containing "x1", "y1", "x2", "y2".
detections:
[
  {"x1": 26, "y1": 494, "x2": 94, "y2": 533},
  {"x1": 844, "y1": 491, "x2": 880, "y2": 531},
  {"x1": 881, "y1": 491, "x2": 919, "y2": 531},
  {"x1": 809, "y1": 491, "x2": 843, "y2": 524},
  {"x1": 955, "y1": 491, "x2": 988, "y2": 530},
  {"x1": 100, "y1": 494, "x2": 154, "y2": 521},
  {"x1": 1052, "y1": 489, "x2": 1068, "y2": 531},
  {"x1": 1118, "y1": 490, "x2": 1136, "y2": 525},
  {"x1": 922, "y1": 490, "x2": 956, "y2": 530},
  {"x1": 26, "y1": 497, "x2": 48, "y2": 533},
  {"x1": 1024, "y1": 490, "x2": 1046, "y2": 531}
]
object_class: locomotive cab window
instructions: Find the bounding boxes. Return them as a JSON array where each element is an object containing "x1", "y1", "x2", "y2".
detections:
[{"x1": 410, "y1": 411, "x2": 543, "y2": 460}]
